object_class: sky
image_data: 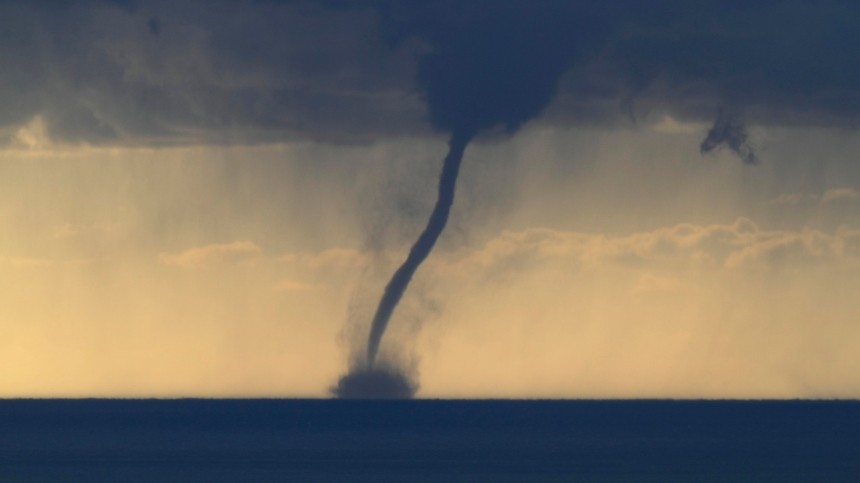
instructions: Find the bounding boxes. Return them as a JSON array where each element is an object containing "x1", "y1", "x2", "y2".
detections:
[{"x1": 2, "y1": 0, "x2": 860, "y2": 398}]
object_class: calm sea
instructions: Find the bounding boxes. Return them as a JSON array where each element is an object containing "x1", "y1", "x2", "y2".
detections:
[{"x1": 1, "y1": 399, "x2": 858, "y2": 482}]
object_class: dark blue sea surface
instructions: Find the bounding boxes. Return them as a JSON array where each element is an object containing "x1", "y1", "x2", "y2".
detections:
[{"x1": 0, "y1": 399, "x2": 858, "y2": 482}]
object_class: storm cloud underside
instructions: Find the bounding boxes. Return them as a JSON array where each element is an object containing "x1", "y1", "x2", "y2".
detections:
[{"x1": 4, "y1": 1, "x2": 860, "y2": 147}]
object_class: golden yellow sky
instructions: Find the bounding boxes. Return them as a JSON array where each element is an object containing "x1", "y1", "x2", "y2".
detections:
[{"x1": 2, "y1": 121, "x2": 859, "y2": 397}]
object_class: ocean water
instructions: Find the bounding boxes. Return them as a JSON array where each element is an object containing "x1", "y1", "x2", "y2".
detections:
[{"x1": 1, "y1": 399, "x2": 858, "y2": 482}]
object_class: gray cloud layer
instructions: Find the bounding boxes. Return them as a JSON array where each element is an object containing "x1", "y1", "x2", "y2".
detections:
[
  {"x1": 1, "y1": 1, "x2": 424, "y2": 145},
  {"x1": 3, "y1": 1, "x2": 860, "y2": 146}
]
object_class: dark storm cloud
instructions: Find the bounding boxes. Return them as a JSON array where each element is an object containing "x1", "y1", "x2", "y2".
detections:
[
  {"x1": 552, "y1": 1, "x2": 860, "y2": 128},
  {"x1": 380, "y1": 0, "x2": 610, "y2": 136},
  {"x1": 0, "y1": 1, "x2": 424, "y2": 145},
  {"x1": 3, "y1": 1, "x2": 860, "y2": 146}
]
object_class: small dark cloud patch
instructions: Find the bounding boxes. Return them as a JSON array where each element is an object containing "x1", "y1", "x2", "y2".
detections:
[
  {"x1": 147, "y1": 16, "x2": 160, "y2": 36},
  {"x1": 700, "y1": 111, "x2": 757, "y2": 164}
]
